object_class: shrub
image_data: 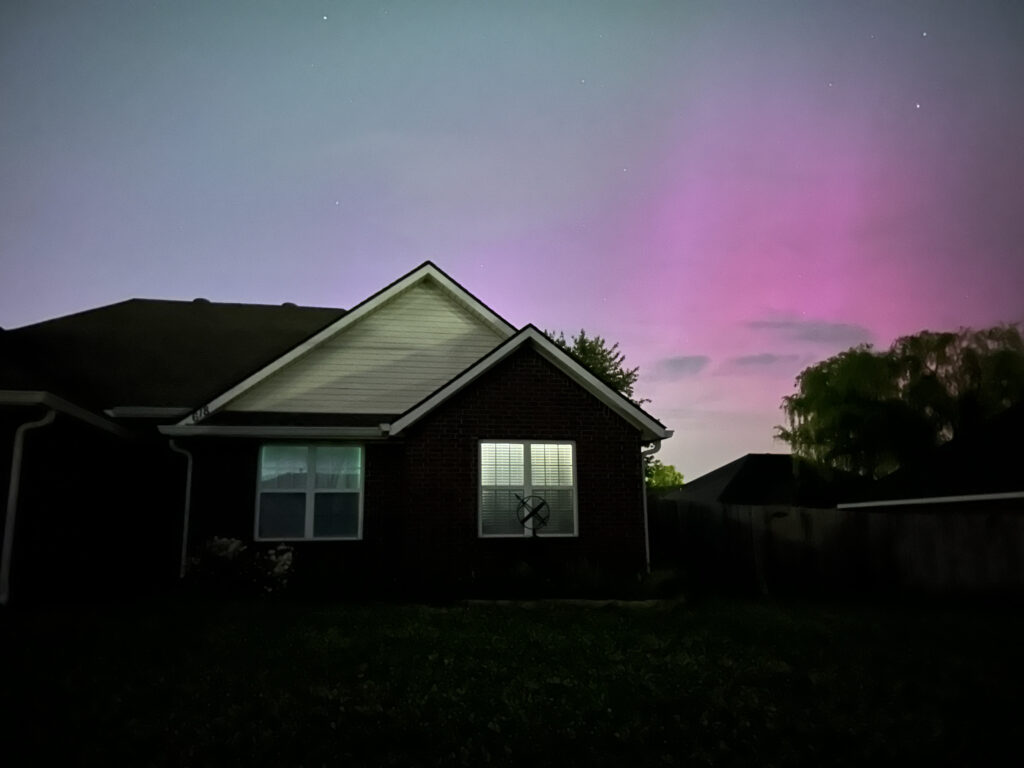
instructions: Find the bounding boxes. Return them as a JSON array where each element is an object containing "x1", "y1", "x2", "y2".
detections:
[{"x1": 187, "y1": 537, "x2": 294, "y2": 595}]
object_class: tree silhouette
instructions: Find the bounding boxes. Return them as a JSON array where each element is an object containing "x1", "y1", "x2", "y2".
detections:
[
  {"x1": 777, "y1": 325, "x2": 1024, "y2": 478},
  {"x1": 547, "y1": 328, "x2": 645, "y2": 405},
  {"x1": 547, "y1": 328, "x2": 682, "y2": 485}
]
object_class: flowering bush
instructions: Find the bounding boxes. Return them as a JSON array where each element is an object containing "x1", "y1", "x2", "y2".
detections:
[
  {"x1": 253, "y1": 544, "x2": 294, "y2": 593},
  {"x1": 204, "y1": 536, "x2": 248, "y2": 561},
  {"x1": 188, "y1": 537, "x2": 294, "y2": 595}
]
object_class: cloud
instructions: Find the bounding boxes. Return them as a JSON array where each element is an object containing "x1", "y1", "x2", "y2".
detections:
[
  {"x1": 728, "y1": 353, "x2": 802, "y2": 367},
  {"x1": 747, "y1": 319, "x2": 873, "y2": 346},
  {"x1": 652, "y1": 355, "x2": 710, "y2": 378}
]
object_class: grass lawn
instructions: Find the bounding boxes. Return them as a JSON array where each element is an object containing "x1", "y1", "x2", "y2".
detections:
[{"x1": 2, "y1": 595, "x2": 1022, "y2": 766}]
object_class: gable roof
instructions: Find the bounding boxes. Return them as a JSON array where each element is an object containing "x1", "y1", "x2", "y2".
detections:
[
  {"x1": 389, "y1": 325, "x2": 672, "y2": 442},
  {"x1": 665, "y1": 453, "x2": 863, "y2": 508},
  {"x1": 1, "y1": 299, "x2": 345, "y2": 411},
  {"x1": 5, "y1": 262, "x2": 673, "y2": 444},
  {"x1": 181, "y1": 262, "x2": 516, "y2": 424}
]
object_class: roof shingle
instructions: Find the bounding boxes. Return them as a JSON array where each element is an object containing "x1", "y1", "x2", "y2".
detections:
[{"x1": 1, "y1": 299, "x2": 345, "y2": 410}]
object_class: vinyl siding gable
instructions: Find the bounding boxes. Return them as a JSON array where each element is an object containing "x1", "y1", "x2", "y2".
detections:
[{"x1": 225, "y1": 278, "x2": 506, "y2": 414}]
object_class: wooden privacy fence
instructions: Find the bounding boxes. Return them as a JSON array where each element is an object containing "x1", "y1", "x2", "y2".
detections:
[{"x1": 648, "y1": 495, "x2": 1024, "y2": 594}]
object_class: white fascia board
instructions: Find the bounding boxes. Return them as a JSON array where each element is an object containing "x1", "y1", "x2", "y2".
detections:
[
  {"x1": 0, "y1": 390, "x2": 51, "y2": 407},
  {"x1": 158, "y1": 425, "x2": 387, "y2": 439},
  {"x1": 838, "y1": 490, "x2": 1024, "y2": 510},
  {"x1": 529, "y1": 337, "x2": 673, "y2": 441},
  {"x1": 389, "y1": 327, "x2": 673, "y2": 442},
  {"x1": 177, "y1": 262, "x2": 517, "y2": 426},
  {"x1": 424, "y1": 265, "x2": 517, "y2": 337},
  {"x1": 0, "y1": 390, "x2": 128, "y2": 436}
]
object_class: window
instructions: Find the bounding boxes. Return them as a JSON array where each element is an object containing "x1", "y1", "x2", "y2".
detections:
[
  {"x1": 479, "y1": 441, "x2": 577, "y2": 537},
  {"x1": 256, "y1": 444, "x2": 362, "y2": 540}
]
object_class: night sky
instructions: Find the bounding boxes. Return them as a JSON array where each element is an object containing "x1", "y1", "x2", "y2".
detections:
[{"x1": 3, "y1": 1, "x2": 1023, "y2": 479}]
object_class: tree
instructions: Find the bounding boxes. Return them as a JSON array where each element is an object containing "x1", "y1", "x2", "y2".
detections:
[
  {"x1": 547, "y1": 328, "x2": 645, "y2": 405},
  {"x1": 777, "y1": 324, "x2": 1024, "y2": 478},
  {"x1": 646, "y1": 458, "x2": 684, "y2": 488},
  {"x1": 547, "y1": 328, "x2": 683, "y2": 486}
]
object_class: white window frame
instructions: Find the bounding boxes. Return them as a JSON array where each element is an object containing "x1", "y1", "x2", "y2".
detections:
[
  {"x1": 478, "y1": 440, "x2": 578, "y2": 538},
  {"x1": 254, "y1": 443, "x2": 364, "y2": 541}
]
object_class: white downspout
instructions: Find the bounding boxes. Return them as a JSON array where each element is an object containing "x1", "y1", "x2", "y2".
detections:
[
  {"x1": 168, "y1": 440, "x2": 194, "y2": 579},
  {"x1": 1, "y1": 409, "x2": 57, "y2": 606},
  {"x1": 640, "y1": 440, "x2": 663, "y2": 575}
]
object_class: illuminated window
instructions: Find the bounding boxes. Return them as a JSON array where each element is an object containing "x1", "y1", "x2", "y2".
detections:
[
  {"x1": 479, "y1": 441, "x2": 577, "y2": 537},
  {"x1": 256, "y1": 444, "x2": 362, "y2": 540}
]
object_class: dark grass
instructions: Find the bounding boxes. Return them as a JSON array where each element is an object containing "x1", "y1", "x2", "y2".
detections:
[{"x1": 2, "y1": 595, "x2": 1022, "y2": 767}]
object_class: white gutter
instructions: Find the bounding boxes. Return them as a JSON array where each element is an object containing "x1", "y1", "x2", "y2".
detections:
[
  {"x1": 838, "y1": 490, "x2": 1024, "y2": 510},
  {"x1": 168, "y1": 441, "x2": 194, "y2": 579},
  {"x1": 158, "y1": 425, "x2": 386, "y2": 438},
  {"x1": 640, "y1": 440, "x2": 663, "y2": 574},
  {"x1": 0, "y1": 390, "x2": 126, "y2": 436},
  {"x1": 1, "y1": 409, "x2": 57, "y2": 606}
]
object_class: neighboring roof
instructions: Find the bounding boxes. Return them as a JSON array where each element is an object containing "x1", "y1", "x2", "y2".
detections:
[
  {"x1": 389, "y1": 325, "x2": 672, "y2": 442},
  {"x1": 181, "y1": 262, "x2": 517, "y2": 424},
  {"x1": 665, "y1": 455, "x2": 750, "y2": 505},
  {"x1": 0, "y1": 332, "x2": 50, "y2": 391},
  {"x1": 673, "y1": 404, "x2": 1024, "y2": 511},
  {"x1": 664, "y1": 453, "x2": 861, "y2": 508},
  {"x1": 1, "y1": 299, "x2": 345, "y2": 411}
]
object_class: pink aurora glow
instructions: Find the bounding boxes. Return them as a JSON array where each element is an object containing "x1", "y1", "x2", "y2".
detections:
[{"x1": 1, "y1": 2, "x2": 1022, "y2": 478}]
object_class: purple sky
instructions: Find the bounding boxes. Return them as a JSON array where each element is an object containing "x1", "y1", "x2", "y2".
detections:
[{"x1": 2, "y1": 1, "x2": 1023, "y2": 479}]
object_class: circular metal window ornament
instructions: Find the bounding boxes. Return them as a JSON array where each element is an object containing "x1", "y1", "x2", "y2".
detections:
[{"x1": 515, "y1": 494, "x2": 550, "y2": 535}]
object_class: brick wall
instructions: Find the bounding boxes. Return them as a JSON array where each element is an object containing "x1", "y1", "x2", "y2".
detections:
[
  {"x1": 184, "y1": 343, "x2": 648, "y2": 595},
  {"x1": 401, "y1": 343, "x2": 647, "y2": 590},
  {"x1": 186, "y1": 439, "x2": 402, "y2": 592}
]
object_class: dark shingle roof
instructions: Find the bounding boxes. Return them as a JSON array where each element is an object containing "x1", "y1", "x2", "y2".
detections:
[
  {"x1": 665, "y1": 453, "x2": 863, "y2": 508},
  {"x1": 1, "y1": 299, "x2": 345, "y2": 410}
]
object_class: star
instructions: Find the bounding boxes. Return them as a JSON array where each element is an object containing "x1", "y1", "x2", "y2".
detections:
[
  {"x1": 922, "y1": 31, "x2": 927, "y2": 37},
  {"x1": 322, "y1": 15, "x2": 327, "y2": 21},
  {"x1": 915, "y1": 102, "x2": 921, "y2": 109}
]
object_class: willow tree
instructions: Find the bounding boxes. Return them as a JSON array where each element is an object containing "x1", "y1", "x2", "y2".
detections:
[{"x1": 777, "y1": 325, "x2": 1024, "y2": 478}]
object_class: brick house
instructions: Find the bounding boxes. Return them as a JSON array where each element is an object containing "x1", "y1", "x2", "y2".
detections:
[{"x1": 0, "y1": 263, "x2": 671, "y2": 603}]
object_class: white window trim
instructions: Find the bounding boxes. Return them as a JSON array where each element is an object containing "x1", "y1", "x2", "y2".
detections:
[
  {"x1": 254, "y1": 443, "x2": 364, "y2": 541},
  {"x1": 478, "y1": 439, "x2": 579, "y2": 538}
]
